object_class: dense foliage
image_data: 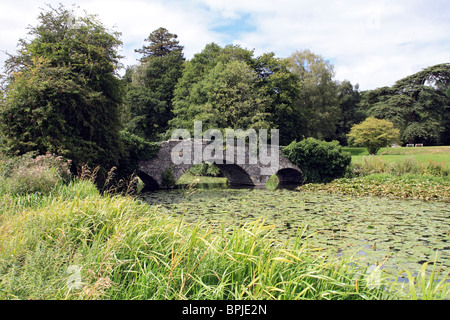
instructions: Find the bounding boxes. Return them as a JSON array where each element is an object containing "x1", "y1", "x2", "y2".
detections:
[
  {"x1": 122, "y1": 28, "x2": 185, "y2": 141},
  {"x1": 167, "y1": 43, "x2": 300, "y2": 145},
  {"x1": 0, "y1": 5, "x2": 123, "y2": 181},
  {"x1": 118, "y1": 130, "x2": 160, "y2": 178},
  {"x1": 348, "y1": 117, "x2": 400, "y2": 155},
  {"x1": 287, "y1": 50, "x2": 340, "y2": 141},
  {"x1": 282, "y1": 138, "x2": 351, "y2": 183},
  {"x1": 361, "y1": 63, "x2": 450, "y2": 146},
  {"x1": 0, "y1": 4, "x2": 448, "y2": 186}
]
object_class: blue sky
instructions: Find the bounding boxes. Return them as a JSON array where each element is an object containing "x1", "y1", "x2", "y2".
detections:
[
  {"x1": 211, "y1": 13, "x2": 257, "y2": 41},
  {"x1": 1, "y1": 0, "x2": 449, "y2": 90}
]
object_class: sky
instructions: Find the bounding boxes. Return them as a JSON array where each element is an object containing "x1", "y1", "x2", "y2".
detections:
[{"x1": 0, "y1": 0, "x2": 449, "y2": 91}]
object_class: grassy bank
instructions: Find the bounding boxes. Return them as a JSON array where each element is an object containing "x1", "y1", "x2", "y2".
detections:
[
  {"x1": 0, "y1": 179, "x2": 399, "y2": 300},
  {"x1": 1, "y1": 179, "x2": 448, "y2": 299},
  {"x1": 344, "y1": 146, "x2": 450, "y2": 168},
  {"x1": 297, "y1": 147, "x2": 450, "y2": 202},
  {"x1": 298, "y1": 174, "x2": 450, "y2": 202},
  {"x1": 0, "y1": 152, "x2": 448, "y2": 300}
]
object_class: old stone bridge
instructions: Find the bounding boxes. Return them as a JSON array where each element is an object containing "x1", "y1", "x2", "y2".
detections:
[{"x1": 138, "y1": 139, "x2": 303, "y2": 190}]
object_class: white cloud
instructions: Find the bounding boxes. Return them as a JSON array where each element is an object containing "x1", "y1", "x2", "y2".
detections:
[{"x1": 0, "y1": 0, "x2": 449, "y2": 90}]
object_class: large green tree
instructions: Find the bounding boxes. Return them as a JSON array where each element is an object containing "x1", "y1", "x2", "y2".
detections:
[
  {"x1": 122, "y1": 28, "x2": 185, "y2": 141},
  {"x1": 335, "y1": 80, "x2": 365, "y2": 145},
  {"x1": 168, "y1": 43, "x2": 299, "y2": 144},
  {"x1": 0, "y1": 4, "x2": 123, "y2": 176},
  {"x1": 184, "y1": 59, "x2": 268, "y2": 130},
  {"x1": 123, "y1": 29, "x2": 185, "y2": 141},
  {"x1": 366, "y1": 63, "x2": 450, "y2": 145},
  {"x1": 287, "y1": 50, "x2": 341, "y2": 141},
  {"x1": 135, "y1": 27, "x2": 184, "y2": 62},
  {"x1": 254, "y1": 53, "x2": 300, "y2": 145}
]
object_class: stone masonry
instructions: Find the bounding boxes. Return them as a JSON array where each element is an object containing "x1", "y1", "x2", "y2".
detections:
[{"x1": 138, "y1": 139, "x2": 303, "y2": 189}]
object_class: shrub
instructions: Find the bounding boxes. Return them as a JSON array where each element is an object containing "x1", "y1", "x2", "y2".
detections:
[
  {"x1": 118, "y1": 130, "x2": 160, "y2": 177},
  {"x1": 0, "y1": 152, "x2": 72, "y2": 195},
  {"x1": 161, "y1": 166, "x2": 176, "y2": 188},
  {"x1": 188, "y1": 162, "x2": 222, "y2": 177},
  {"x1": 347, "y1": 117, "x2": 400, "y2": 155},
  {"x1": 282, "y1": 138, "x2": 351, "y2": 183}
]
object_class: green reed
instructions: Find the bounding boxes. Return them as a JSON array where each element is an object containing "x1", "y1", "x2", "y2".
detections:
[{"x1": 0, "y1": 179, "x2": 447, "y2": 300}]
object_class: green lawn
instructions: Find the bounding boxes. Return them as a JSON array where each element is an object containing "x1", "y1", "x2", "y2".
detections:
[
  {"x1": 176, "y1": 172, "x2": 228, "y2": 185},
  {"x1": 343, "y1": 146, "x2": 450, "y2": 167}
]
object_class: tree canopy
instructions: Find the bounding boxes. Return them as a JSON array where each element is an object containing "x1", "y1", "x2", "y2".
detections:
[
  {"x1": 363, "y1": 63, "x2": 450, "y2": 145},
  {"x1": 348, "y1": 117, "x2": 400, "y2": 155},
  {"x1": 287, "y1": 50, "x2": 341, "y2": 141},
  {"x1": 135, "y1": 27, "x2": 184, "y2": 62},
  {"x1": 0, "y1": 4, "x2": 124, "y2": 178},
  {"x1": 123, "y1": 28, "x2": 185, "y2": 141},
  {"x1": 1, "y1": 4, "x2": 448, "y2": 187},
  {"x1": 167, "y1": 43, "x2": 300, "y2": 144}
]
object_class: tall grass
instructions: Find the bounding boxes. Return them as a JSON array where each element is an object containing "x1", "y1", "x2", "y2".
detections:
[
  {"x1": 0, "y1": 152, "x2": 447, "y2": 300},
  {"x1": 0, "y1": 178, "x2": 407, "y2": 300},
  {"x1": 1, "y1": 179, "x2": 447, "y2": 300},
  {"x1": 0, "y1": 152, "x2": 71, "y2": 196},
  {"x1": 349, "y1": 155, "x2": 449, "y2": 178}
]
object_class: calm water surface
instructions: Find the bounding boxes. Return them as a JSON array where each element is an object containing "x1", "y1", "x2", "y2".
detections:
[{"x1": 141, "y1": 185, "x2": 450, "y2": 277}]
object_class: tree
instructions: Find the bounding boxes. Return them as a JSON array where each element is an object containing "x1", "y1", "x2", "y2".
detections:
[
  {"x1": 122, "y1": 28, "x2": 185, "y2": 141},
  {"x1": 186, "y1": 60, "x2": 269, "y2": 130},
  {"x1": 366, "y1": 64, "x2": 450, "y2": 145},
  {"x1": 253, "y1": 53, "x2": 300, "y2": 145},
  {"x1": 287, "y1": 50, "x2": 341, "y2": 141},
  {"x1": 135, "y1": 27, "x2": 184, "y2": 62},
  {"x1": 347, "y1": 117, "x2": 400, "y2": 155},
  {"x1": 169, "y1": 43, "x2": 258, "y2": 132},
  {"x1": 0, "y1": 4, "x2": 123, "y2": 179},
  {"x1": 335, "y1": 80, "x2": 365, "y2": 145},
  {"x1": 168, "y1": 43, "x2": 299, "y2": 143}
]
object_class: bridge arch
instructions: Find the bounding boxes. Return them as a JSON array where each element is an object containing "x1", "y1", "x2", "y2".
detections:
[
  {"x1": 275, "y1": 168, "x2": 303, "y2": 187},
  {"x1": 213, "y1": 162, "x2": 255, "y2": 186},
  {"x1": 138, "y1": 171, "x2": 160, "y2": 191},
  {"x1": 138, "y1": 139, "x2": 303, "y2": 190}
]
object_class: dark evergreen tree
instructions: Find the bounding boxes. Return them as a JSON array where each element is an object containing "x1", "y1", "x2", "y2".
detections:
[
  {"x1": 366, "y1": 64, "x2": 450, "y2": 145},
  {"x1": 123, "y1": 28, "x2": 185, "y2": 141},
  {"x1": 0, "y1": 4, "x2": 124, "y2": 179},
  {"x1": 135, "y1": 27, "x2": 184, "y2": 62},
  {"x1": 335, "y1": 80, "x2": 365, "y2": 145}
]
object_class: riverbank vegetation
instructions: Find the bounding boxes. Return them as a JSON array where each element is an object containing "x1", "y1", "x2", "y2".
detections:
[
  {"x1": 0, "y1": 4, "x2": 449, "y2": 300},
  {"x1": 1, "y1": 150, "x2": 448, "y2": 300},
  {"x1": 1, "y1": 5, "x2": 449, "y2": 186},
  {"x1": 0, "y1": 177, "x2": 447, "y2": 300},
  {"x1": 297, "y1": 146, "x2": 450, "y2": 202}
]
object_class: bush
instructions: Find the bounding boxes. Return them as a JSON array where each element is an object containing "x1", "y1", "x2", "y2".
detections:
[
  {"x1": 0, "y1": 152, "x2": 72, "y2": 195},
  {"x1": 188, "y1": 162, "x2": 222, "y2": 177},
  {"x1": 118, "y1": 130, "x2": 160, "y2": 177},
  {"x1": 282, "y1": 138, "x2": 351, "y2": 183}
]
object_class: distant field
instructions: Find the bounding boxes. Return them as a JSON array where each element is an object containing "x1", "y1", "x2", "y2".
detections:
[{"x1": 343, "y1": 146, "x2": 450, "y2": 167}]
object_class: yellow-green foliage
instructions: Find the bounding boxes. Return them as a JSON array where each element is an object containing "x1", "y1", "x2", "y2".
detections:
[{"x1": 348, "y1": 117, "x2": 400, "y2": 155}]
